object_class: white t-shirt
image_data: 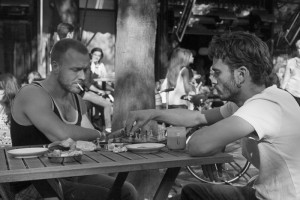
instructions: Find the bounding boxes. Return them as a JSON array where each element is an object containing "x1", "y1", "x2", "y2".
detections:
[
  {"x1": 91, "y1": 62, "x2": 107, "y2": 78},
  {"x1": 223, "y1": 85, "x2": 300, "y2": 200},
  {"x1": 160, "y1": 67, "x2": 189, "y2": 106}
]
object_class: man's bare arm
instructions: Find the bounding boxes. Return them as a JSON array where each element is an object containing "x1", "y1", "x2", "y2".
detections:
[
  {"x1": 125, "y1": 107, "x2": 224, "y2": 133},
  {"x1": 187, "y1": 116, "x2": 255, "y2": 156}
]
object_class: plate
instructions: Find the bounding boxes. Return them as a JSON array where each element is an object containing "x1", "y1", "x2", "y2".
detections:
[
  {"x1": 119, "y1": 137, "x2": 167, "y2": 144},
  {"x1": 125, "y1": 143, "x2": 165, "y2": 154},
  {"x1": 7, "y1": 147, "x2": 48, "y2": 158}
]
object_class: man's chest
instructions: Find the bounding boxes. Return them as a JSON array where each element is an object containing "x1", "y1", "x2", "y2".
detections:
[{"x1": 54, "y1": 98, "x2": 78, "y2": 123}]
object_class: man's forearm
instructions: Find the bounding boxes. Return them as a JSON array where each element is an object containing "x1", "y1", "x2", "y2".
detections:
[{"x1": 151, "y1": 109, "x2": 207, "y2": 128}]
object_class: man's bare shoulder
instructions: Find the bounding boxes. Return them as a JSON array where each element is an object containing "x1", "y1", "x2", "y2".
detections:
[
  {"x1": 12, "y1": 84, "x2": 53, "y2": 124},
  {"x1": 14, "y1": 84, "x2": 52, "y2": 107}
]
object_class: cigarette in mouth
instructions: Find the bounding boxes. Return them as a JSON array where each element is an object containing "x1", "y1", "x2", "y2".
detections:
[{"x1": 77, "y1": 83, "x2": 84, "y2": 91}]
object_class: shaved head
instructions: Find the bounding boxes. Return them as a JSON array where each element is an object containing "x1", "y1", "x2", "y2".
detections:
[{"x1": 51, "y1": 39, "x2": 89, "y2": 65}]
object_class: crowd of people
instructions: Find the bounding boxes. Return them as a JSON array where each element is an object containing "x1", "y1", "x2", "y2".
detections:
[{"x1": 1, "y1": 22, "x2": 300, "y2": 200}]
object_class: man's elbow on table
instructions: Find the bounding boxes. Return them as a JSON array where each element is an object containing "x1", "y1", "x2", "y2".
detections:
[
  {"x1": 187, "y1": 136, "x2": 223, "y2": 157},
  {"x1": 187, "y1": 140, "x2": 216, "y2": 157}
]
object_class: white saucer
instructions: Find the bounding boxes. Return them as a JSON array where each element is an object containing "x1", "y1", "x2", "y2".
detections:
[
  {"x1": 8, "y1": 147, "x2": 48, "y2": 158},
  {"x1": 125, "y1": 143, "x2": 165, "y2": 154}
]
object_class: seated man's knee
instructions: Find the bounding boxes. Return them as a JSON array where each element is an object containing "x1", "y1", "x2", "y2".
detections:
[
  {"x1": 181, "y1": 183, "x2": 207, "y2": 200},
  {"x1": 122, "y1": 181, "x2": 138, "y2": 200}
]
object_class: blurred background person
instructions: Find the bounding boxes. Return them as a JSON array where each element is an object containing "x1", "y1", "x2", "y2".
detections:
[
  {"x1": 90, "y1": 47, "x2": 107, "y2": 78},
  {"x1": 90, "y1": 47, "x2": 114, "y2": 93},
  {"x1": 56, "y1": 22, "x2": 74, "y2": 41},
  {"x1": 80, "y1": 49, "x2": 113, "y2": 133},
  {"x1": 160, "y1": 47, "x2": 195, "y2": 109},
  {"x1": 273, "y1": 54, "x2": 288, "y2": 86},
  {"x1": 27, "y1": 71, "x2": 43, "y2": 84},
  {"x1": 281, "y1": 39, "x2": 300, "y2": 104},
  {"x1": 0, "y1": 73, "x2": 19, "y2": 147},
  {"x1": 49, "y1": 22, "x2": 75, "y2": 72},
  {"x1": 21, "y1": 71, "x2": 43, "y2": 86}
]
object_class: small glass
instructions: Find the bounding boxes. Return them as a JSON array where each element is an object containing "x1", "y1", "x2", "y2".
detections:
[{"x1": 167, "y1": 126, "x2": 186, "y2": 150}]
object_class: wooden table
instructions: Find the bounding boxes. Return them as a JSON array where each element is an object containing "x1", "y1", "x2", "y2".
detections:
[
  {"x1": 94, "y1": 77, "x2": 115, "y2": 83},
  {"x1": 0, "y1": 147, "x2": 232, "y2": 200},
  {"x1": 94, "y1": 77, "x2": 115, "y2": 91}
]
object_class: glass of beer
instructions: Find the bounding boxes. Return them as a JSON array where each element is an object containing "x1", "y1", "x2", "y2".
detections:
[{"x1": 167, "y1": 126, "x2": 186, "y2": 150}]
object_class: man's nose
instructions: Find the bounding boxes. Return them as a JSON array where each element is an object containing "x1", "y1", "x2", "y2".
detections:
[
  {"x1": 78, "y1": 69, "x2": 85, "y2": 80},
  {"x1": 209, "y1": 75, "x2": 217, "y2": 86}
]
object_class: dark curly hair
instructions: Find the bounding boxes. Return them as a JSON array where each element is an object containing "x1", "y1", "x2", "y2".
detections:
[
  {"x1": 90, "y1": 47, "x2": 104, "y2": 62},
  {"x1": 208, "y1": 31, "x2": 273, "y2": 86}
]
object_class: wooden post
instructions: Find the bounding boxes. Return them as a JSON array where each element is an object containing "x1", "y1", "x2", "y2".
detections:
[{"x1": 113, "y1": 0, "x2": 161, "y2": 199}]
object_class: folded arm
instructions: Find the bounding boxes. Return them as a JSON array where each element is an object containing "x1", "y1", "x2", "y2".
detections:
[{"x1": 187, "y1": 116, "x2": 255, "y2": 156}]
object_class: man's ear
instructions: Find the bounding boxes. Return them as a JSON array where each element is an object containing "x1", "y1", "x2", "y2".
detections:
[
  {"x1": 51, "y1": 61, "x2": 60, "y2": 74},
  {"x1": 234, "y1": 66, "x2": 249, "y2": 85}
]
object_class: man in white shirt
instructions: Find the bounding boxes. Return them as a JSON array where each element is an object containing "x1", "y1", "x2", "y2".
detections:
[{"x1": 125, "y1": 31, "x2": 300, "y2": 200}]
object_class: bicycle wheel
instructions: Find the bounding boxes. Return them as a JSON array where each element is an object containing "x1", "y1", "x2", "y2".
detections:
[
  {"x1": 186, "y1": 138, "x2": 255, "y2": 185},
  {"x1": 186, "y1": 160, "x2": 251, "y2": 184}
]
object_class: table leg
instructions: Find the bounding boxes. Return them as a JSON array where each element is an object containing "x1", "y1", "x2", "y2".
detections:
[
  {"x1": 153, "y1": 167, "x2": 181, "y2": 200},
  {"x1": 106, "y1": 172, "x2": 129, "y2": 200},
  {"x1": 102, "y1": 81, "x2": 106, "y2": 91}
]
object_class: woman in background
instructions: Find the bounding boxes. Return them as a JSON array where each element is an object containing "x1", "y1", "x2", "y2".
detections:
[
  {"x1": 27, "y1": 71, "x2": 42, "y2": 84},
  {"x1": 160, "y1": 48, "x2": 195, "y2": 108},
  {"x1": 281, "y1": 39, "x2": 300, "y2": 105},
  {"x1": 0, "y1": 73, "x2": 19, "y2": 146},
  {"x1": 90, "y1": 47, "x2": 107, "y2": 78}
]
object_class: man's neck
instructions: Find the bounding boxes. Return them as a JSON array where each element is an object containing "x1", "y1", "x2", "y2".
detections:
[
  {"x1": 234, "y1": 84, "x2": 266, "y2": 107},
  {"x1": 42, "y1": 76, "x2": 69, "y2": 99}
]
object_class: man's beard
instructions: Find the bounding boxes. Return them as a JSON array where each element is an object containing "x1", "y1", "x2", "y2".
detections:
[
  {"x1": 57, "y1": 74, "x2": 74, "y2": 93},
  {"x1": 218, "y1": 78, "x2": 240, "y2": 102}
]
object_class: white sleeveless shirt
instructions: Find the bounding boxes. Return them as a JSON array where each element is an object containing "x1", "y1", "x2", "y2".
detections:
[{"x1": 160, "y1": 67, "x2": 188, "y2": 106}]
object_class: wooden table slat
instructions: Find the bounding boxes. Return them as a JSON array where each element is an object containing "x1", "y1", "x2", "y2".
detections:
[
  {"x1": 152, "y1": 151, "x2": 180, "y2": 159},
  {"x1": 5, "y1": 153, "x2": 27, "y2": 170},
  {"x1": 62, "y1": 160, "x2": 82, "y2": 166},
  {"x1": 116, "y1": 152, "x2": 144, "y2": 160},
  {"x1": 84, "y1": 151, "x2": 115, "y2": 163},
  {"x1": 24, "y1": 157, "x2": 45, "y2": 168},
  {"x1": 162, "y1": 149, "x2": 190, "y2": 157},
  {"x1": 135, "y1": 153, "x2": 163, "y2": 159},
  {"x1": 98, "y1": 151, "x2": 131, "y2": 162},
  {"x1": 40, "y1": 155, "x2": 64, "y2": 167},
  {"x1": 79, "y1": 154, "x2": 99, "y2": 164},
  {"x1": 0, "y1": 149, "x2": 8, "y2": 171}
]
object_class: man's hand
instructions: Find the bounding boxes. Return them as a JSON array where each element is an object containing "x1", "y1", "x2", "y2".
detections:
[
  {"x1": 125, "y1": 110, "x2": 154, "y2": 135},
  {"x1": 97, "y1": 90, "x2": 105, "y2": 95}
]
